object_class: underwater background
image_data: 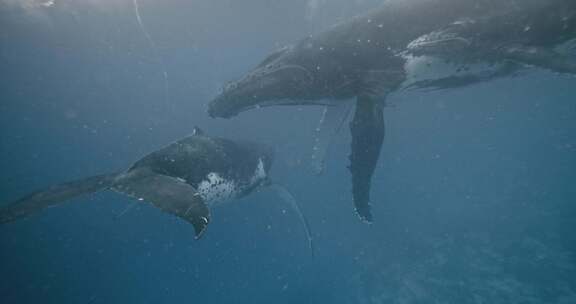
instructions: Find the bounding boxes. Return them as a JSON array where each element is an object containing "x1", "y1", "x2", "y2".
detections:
[{"x1": 0, "y1": 0, "x2": 575, "y2": 303}]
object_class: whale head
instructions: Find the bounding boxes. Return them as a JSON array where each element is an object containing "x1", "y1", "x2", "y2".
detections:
[{"x1": 208, "y1": 46, "x2": 318, "y2": 118}]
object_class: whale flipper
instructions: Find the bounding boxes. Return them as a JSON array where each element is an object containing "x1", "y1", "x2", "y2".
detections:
[
  {"x1": 311, "y1": 104, "x2": 353, "y2": 175},
  {"x1": 268, "y1": 184, "x2": 315, "y2": 257},
  {"x1": 349, "y1": 96, "x2": 385, "y2": 223},
  {"x1": 0, "y1": 174, "x2": 118, "y2": 224},
  {"x1": 114, "y1": 171, "x2": 210, "y2": 238}
]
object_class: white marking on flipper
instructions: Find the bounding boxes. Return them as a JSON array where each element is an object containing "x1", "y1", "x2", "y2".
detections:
[
  {"x1": 268, "y1": 184, "x2": 314, "y2": 258},
  {"x1": 311, "y1": 104, "x2": 353, "y2": 175}
]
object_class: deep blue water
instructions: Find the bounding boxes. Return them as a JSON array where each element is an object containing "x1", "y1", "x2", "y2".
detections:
[{"x1": 1, "y1": 1, "x2": 575, "y2": 303}]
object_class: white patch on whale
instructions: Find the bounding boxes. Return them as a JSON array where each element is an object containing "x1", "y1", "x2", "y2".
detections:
[
  {"x1": 400, "y1": 55, "x2": 503, "y2": 90},
  {"x1": 197, "y1": 172, "x2": 238, "y2": 204},
  {"x1": 197, "y1": 158, "x2": 267, "y2": 206},
  {"x1": 250, "y1": 158, "x2": 267, "y2": 184}
]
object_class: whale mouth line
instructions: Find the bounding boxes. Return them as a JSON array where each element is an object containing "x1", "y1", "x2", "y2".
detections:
[
  {"x1": 273, "y1": 64, "x2": 315, "y2": 83},
  {"x1": 244, "y1": 63, "x2": 314, "y2": 85}
]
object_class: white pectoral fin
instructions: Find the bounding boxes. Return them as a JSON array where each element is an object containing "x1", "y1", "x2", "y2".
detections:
[
  {"x1": 268, "y1": 184, "x2": 314, "y2": 258},
  {"x1": 113, "y1": 171, "x2": 210, "y2": 239},
  {"x1": 311, "y1": 104, "x2": 353, "y2": 175}
]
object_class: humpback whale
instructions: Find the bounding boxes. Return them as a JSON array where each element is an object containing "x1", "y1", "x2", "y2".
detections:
[
  {"x1": 0, "y1": 127, "x2": 313, "y2": 250},
  {"x1": 208, "y1": 0, "x2": 576, "y2": 222}
]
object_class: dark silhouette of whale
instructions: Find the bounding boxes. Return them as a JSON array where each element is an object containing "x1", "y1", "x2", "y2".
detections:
[
  {"x1": 0, "y1": 127, "x2": 312, "y2": 248},
  {"x1": 208, "y1": 0, "x2": 576, "y2": 222}
]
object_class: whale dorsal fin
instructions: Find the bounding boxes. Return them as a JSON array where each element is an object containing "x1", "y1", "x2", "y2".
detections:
[
  {"x1": 192, "y1": 126, "x2": 205, "y2": 136},
  {"x1": 113, "y1": 170, "x2": 210, "y2": 239}
]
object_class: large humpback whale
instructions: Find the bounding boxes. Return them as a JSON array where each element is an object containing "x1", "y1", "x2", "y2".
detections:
[
  {"x1": 0, "y1": 127, "x2": 312, "y2": 249},
  {"x1": 208, "y1": 0, "x2": 576, "y2": 222}
]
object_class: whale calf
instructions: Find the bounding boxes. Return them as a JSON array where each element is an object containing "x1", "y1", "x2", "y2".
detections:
[
  {"x1": 0, "y1": 127, "x2": 312, "y2": 249},
  {"x1": 208, "y1": 0, "x2": 576, "y2": 222}
]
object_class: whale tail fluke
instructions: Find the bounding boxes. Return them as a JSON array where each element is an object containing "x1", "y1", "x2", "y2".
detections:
[
  {"x1": 0, "y1": 173, "x2": 118, "y2": 225},
  {"x1": 0, "y1": 169, "x2": 211, "y2": 238}
]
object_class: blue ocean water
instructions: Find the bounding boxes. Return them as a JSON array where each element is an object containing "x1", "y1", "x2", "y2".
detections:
[{"x1": 0, "y1": 1, "x2": 575, "y2": 303}]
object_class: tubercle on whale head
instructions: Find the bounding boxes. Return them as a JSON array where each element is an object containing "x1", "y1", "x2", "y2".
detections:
[{"x1": 207, "y1": 93, "x2": 241, "y2": 119}]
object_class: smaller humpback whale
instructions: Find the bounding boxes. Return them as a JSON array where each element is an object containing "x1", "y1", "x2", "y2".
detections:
[
  {"x1": 0, "y1": 127, "x2": 313, "y2": 252},
  {"x1": 208, "y1": 0, "x2": 576, "y2": 222}
]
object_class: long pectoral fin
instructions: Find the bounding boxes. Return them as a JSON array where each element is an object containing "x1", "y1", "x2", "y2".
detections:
[
  {"x1": 268, "y1": 184, "x2": 315, "y2": 258},
  {"x1": 311, "y1": 104, "x2": 353, "y2": 175},
  {"x1": 114, "y1": 172, "x2": 210, "y2": 239},
  {"x1": 349, "y1": 96, "x2": 385, "y2": 223}
]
